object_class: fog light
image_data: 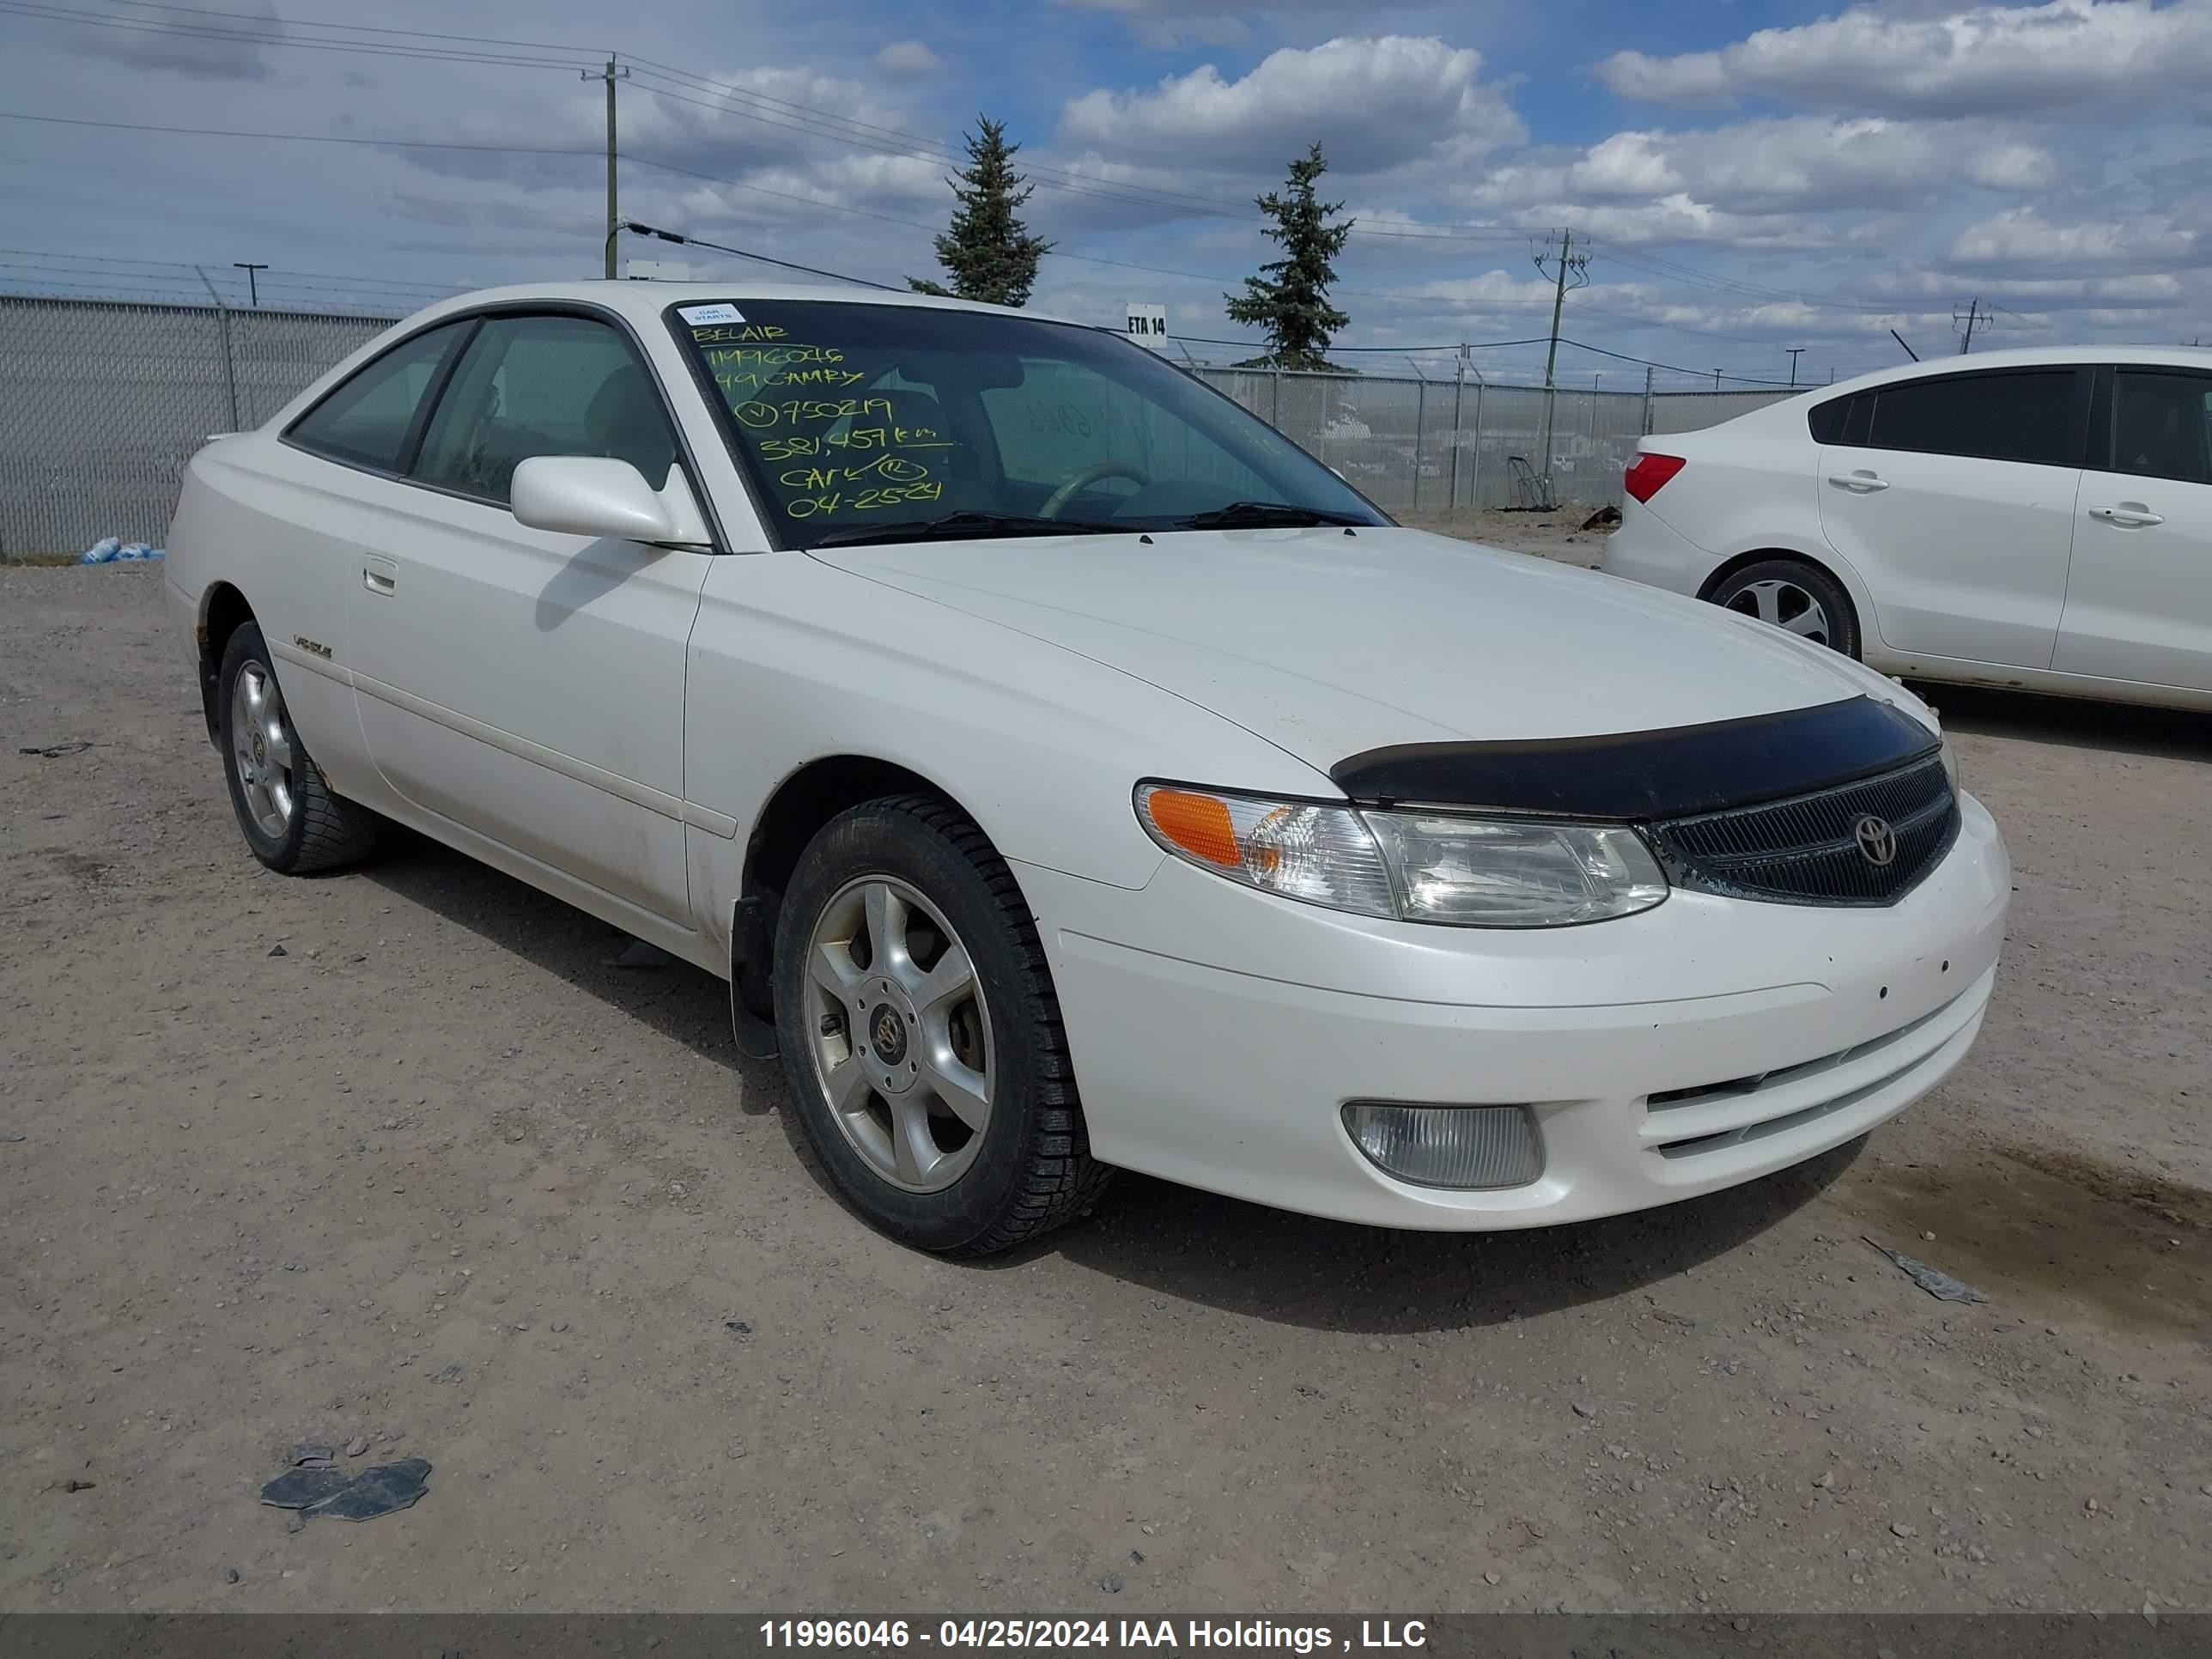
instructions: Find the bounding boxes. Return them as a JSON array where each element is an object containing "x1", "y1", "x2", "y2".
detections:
[{"x1": 1341, "y1": 1102, "x2": 1544, "y2": 1189}]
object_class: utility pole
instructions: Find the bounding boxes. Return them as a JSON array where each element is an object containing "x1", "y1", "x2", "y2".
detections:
[
  {"x1": 585, "y1": 56, "x2": 630, "y2": 279},
  {"x1": 1713, "y1": 368, "x2": 1723, "y2": 392},
  {"x1": 1531, "y1": 228, "x2": 1589, "y2": 489},
  {"x1": 1533, "y1": 228, "x2": 1589, "y2": 399},
  {"x1": 1785, "y1": 347, "x2": 1804, "y2": 387},
  {"x1": 1954, "y1": 297, "x2": 1983, "y2": 355},
  {"x1": 232, "y1": 262, "x2": 266, "y2": 307}
]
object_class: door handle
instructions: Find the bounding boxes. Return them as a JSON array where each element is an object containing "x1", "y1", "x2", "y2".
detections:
[
  {"x1": 1826, "y1": 471, "x2": 1889, "y2": 493},
  {"x1": 2088, "y1": 504, "x2": 2164, "y2": 528},
  {"x1": 363, "y1": 556, "x2": 398, "y2": 595}
]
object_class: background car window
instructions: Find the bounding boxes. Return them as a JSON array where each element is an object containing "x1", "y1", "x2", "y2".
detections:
[
  {"x1": 1866, "y1": 370, "x2": 2078, "y2": 466},
  {"x1": 413, "y1": 314, "x2": 677, "y2": 504},
  {"x1": 981, "y1": 358, "x2": 1269, "y2": 504},
  {"x1": 2110, "y1": 371, "x2": 2212, "y2": 485},
  {"x1": 288, "y1": 320, "x2": 467, "y2": 471}
]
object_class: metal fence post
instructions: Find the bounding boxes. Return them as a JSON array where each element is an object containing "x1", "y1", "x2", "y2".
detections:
[
  {"x1": 1271, "y1": 367, "x2": 1282, "y2": 428},
  {"x1": 1470, "y1": 378, "x2": 1486, "y2": 509},
  {"x1": 1642, "y1": 365, "x2": 1655, "y2": 434},
  {"x1": 1412, "y1": 376, "x2": 1426, "y2": 513},
  {"x1": 194, "y1": 266, "x2": 242, "y2": 432},
  {"x1": 1447, "y1": 348, "x2": 1466, "y2": 512}
]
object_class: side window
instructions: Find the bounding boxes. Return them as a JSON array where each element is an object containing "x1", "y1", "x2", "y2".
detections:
[
  {"x1": 2110, "y1": 370, "x2": 2212, "y2": 485},
  {"x1": 412, "y1": 314, "x2": 678, "y2": 504},
  {"x1": 1866, "y1": 369, "x2": 2079, "y2": 466},
  {"x1": 288, "y1": 320, "x2": 467, "y2": 471}
]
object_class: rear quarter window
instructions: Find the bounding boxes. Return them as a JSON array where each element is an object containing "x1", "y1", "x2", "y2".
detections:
[{"x1": 287, "y1": 320, "x2": 469, "y2": 472}]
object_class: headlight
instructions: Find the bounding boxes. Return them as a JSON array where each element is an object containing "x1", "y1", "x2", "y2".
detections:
[
  {"x1": 1364, "y1": 810, "x2": 1668, "y2": 927},
  {"x1": 1939, "y1": 736, "x2": 1960, "y2": 797},
  {"x1": 1135, "y1": 784, "x2": 1668, "y2": 928}
]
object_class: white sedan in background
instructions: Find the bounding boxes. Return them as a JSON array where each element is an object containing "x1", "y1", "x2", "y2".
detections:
[
  {"x1": 1605, "y1": 346, "x2": 2212, "y2": 708},
  {"x1": 165, "y1": 283, "x2": 2008, "y2": 1255}
]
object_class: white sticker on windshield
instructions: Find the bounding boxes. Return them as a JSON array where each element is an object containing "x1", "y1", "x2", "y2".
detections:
[{"x1": 680, "y1": 303, "x2": 745, "y2": 325}]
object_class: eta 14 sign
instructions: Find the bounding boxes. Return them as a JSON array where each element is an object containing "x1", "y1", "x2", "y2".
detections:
[{"x1": 1125, "y1": 304, "x2": 1167, "y2": 350}]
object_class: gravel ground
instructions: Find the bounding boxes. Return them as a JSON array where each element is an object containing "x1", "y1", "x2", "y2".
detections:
[{"x1": 2, "y1": 556, "x2": 2207, "y2": 1616}]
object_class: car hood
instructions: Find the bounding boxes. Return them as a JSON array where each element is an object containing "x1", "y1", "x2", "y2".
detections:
[{"x1": 809, "y1": 526, "x2": 1912, "y2": 780}]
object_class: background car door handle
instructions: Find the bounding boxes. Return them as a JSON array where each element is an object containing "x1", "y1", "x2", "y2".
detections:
[
  {"x1": 1826, "y1": 471, "x2": 1889, "y2": 493},
  {"x1": 363, "y1": 556, "x2": 398, "y2": 595},
  {"x1": 2088, "y1": 504, "x2": 2165, "y2": 528}
]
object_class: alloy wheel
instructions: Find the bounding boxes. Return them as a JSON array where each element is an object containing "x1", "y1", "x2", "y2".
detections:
[
  {"x1": 800, "y1": 875, "x2": 994, "y2": 1193},
  {"x1": 1725, "y1": 578, "x2": 1832, "y2": 647},
  {"x1": 230, "y1": 660, "x2": 296, "y2": 839}
]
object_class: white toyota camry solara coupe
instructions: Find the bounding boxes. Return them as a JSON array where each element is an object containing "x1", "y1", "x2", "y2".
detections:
[{"x1": 165, "y1": 283, "x2": 2011, "y2": 1255}]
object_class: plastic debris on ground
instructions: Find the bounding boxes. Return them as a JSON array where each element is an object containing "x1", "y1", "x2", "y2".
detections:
[
  {"x1": 78, "y1": 538, "x2": 166, "y2": 564},
  {"x1": 1864, "y1": 1235, "x2": 1991, "y2": 1304},
  {"x1": 258, "y1": 1455, "x2": 431, "y2": 1522}
]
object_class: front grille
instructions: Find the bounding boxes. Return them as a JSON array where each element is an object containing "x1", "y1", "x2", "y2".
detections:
[{"x1": 1647, "y1": 753, "x2": 1957, "y2": 907}]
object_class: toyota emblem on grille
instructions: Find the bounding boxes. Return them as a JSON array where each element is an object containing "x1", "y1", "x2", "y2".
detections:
[{"x1": 1854, "y1": 814, "x2": 1899, "y2": 867}]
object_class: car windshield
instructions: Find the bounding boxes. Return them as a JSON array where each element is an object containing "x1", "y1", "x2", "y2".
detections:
[{"x1": 672, "y1": 299, "x2": 1386, "y2": 549}]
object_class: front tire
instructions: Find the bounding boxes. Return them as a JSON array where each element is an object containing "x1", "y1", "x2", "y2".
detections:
[
  {"x1": 218, "y1": 622, "x2": 380, "y2": 873},
  {"x1": 771, "y1": 795, "x2": 1110, "y2": 1255},
  {"x1": 1709, "y1": 557, "x2": 1861, "y2": 659}
]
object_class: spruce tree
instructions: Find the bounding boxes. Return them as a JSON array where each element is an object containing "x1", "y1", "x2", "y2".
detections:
[
  {"x1": 908, "y1": 116, "x2": 1053, "y2": 307},
  {"x1": 1224, "y1": 143, "x2": 1352, "y2": 370}
]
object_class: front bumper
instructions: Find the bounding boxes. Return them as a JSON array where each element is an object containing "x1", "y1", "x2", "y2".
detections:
[{"x1": 1018, "y1": 791, "x2": 2008, "y2": 1231}]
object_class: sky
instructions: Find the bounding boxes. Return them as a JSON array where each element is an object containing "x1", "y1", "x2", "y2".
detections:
[{"x1": 1, "y1": 0, "x2": 2208, "y2": 387}]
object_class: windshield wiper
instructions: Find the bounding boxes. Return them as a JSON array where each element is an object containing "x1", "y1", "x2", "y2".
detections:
[
  {"x1": 807, "y1": 510, "x2": 1127, "y2": 550},
  {"x1": 1170, "y1": 500, "x2": 1370, "y2": 531}
]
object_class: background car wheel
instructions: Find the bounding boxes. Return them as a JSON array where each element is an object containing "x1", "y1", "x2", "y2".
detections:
[
  {"x1": 218, "y1": 622, "x2": 380, "y2": 874},
  {"x1": 1709, "y1": 558, "x2": 1860, "y2": 659},
  {"x1": 772, "y1": 794, "x2": 1112, "y2": 1255}
]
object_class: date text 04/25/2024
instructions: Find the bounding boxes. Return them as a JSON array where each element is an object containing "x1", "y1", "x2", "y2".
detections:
[{"x1": 757, "y1": 1622, "x2": 1429, "y2": 1652}]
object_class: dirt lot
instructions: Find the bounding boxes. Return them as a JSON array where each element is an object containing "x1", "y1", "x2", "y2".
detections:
[{"x1": 3, "y1": 551, "x2": 2208, "y2": 1617}]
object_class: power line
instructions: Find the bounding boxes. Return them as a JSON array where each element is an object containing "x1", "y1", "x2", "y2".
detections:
[
  {"x1": 616, "y1": 220, "x2": 896, "y2": 290},
  {"x1": 0, "y1": 109, "x2": 605, "y2": 162},
  {"x1": 70, "y1": 0, "x2": 605, "y2": 56},
  {"x1": 0, "y1": 0, "x2": 592, "y2": 69},
  {"x1": 10, "y1": 3, "x2": 1911, "y2": 331},
  {"x1": 1558, "y1": 336, "x2": 1799, "y2": 387}
]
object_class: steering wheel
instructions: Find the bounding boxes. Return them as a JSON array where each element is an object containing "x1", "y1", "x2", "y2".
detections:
[{"x1": 1039, "y1": 459, "x2": 1152, "y2": 520}]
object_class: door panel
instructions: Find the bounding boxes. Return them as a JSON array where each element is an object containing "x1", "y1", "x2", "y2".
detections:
[
  {"x1": 2056, "y1": 368, "x2": 2212, "y2": 690},
  {"x1": 343, "y1": 312, "x2": 710, "y2": 925},
  {"x1": 1816, "y1": 366, "x2": 2086, "y2": 666}
]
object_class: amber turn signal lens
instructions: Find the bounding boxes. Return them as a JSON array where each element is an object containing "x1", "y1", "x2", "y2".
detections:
[{"x1": 1144, "y1": 787, "x2": 1242, "y2": 867}]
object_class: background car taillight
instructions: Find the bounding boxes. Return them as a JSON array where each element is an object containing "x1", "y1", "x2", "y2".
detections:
[{"x1": 1625, "y1": 452, "x2": 1686, "y2": 503}]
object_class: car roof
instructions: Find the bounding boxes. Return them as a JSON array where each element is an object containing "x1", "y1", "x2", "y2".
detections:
[
  {"x1": 1812, "y1": 343, "x2": 2212, "y2": 401},
  {"x1": 398, "y1": 280, "x2": 1097, "y2": 334}
]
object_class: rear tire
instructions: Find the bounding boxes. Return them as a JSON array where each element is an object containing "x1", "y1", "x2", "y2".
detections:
[
  {"x1": 771, "y1": 794, "x2": 1111, "y2": 1255},
  {"x1": 218, "y1": 622, "x2": 380, "y2": 874},
  {"x1": 1708, "y1": 558, "x2": 1861, "y2": 659}
]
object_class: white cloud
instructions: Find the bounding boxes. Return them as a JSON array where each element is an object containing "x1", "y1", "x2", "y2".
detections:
[
  {"x1": 1504, "y1": 194, "x2": 1849, "y2": 249},
  {"x1": 1948, "y1": 207, "x2": 2206, "y2": 272},
  {"x1": 1059, "y1": 35, "x2": 1523, "y2": 178},
  {"x1": 1595, "y1": 0, "x2": 2212, "y2": 118},
  {"x1": 1050, "y1": 0, "x2": 1391, "y2": 49},
  {"x1": 872, "y1": 40, "x2": 946, "y2": 79},
  {"x1": 1476, "y1": 116, "x2": 2055, "y2": 218}
]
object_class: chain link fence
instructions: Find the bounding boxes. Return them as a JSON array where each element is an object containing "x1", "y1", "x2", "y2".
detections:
[
  {"x1": 1190, "y1": 367, "x2": 1796, "y2": 515},
  {"x1": 0, "y1": 295, "x2": 394, "y2": 558},
  {"x1": 0, "y1": 293, "x2": 1799, "y2": 557}
]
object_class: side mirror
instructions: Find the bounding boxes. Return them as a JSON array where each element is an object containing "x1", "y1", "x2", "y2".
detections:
[{"x1": 511, "y1": 456, "x2": 677, "y2": 543}]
